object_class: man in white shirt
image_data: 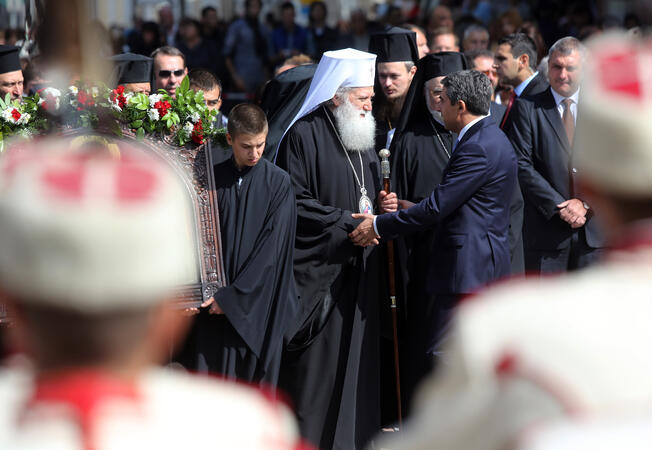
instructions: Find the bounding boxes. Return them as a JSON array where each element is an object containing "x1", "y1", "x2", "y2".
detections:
[{"x1": 508, "y1": 36, "x2": 603, "y2": 274}]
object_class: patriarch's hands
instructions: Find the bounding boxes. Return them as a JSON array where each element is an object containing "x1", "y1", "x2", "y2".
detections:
[{"x1": 350, "y1": 213, "x2": 379, "y2": 247}]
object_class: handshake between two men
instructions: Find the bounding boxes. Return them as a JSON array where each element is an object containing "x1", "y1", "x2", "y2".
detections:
[{"x1": 349, "y1": 190, "x2": 406, "y2": 247}]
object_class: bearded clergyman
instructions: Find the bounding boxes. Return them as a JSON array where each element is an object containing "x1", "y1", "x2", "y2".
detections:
[{"x1": 276, "y1": 48, "x2": 398, "y2": 450}]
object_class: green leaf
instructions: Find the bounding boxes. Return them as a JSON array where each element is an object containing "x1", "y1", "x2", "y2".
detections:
[
  {"x1": 178, "y1": 75, "x2": 190, "y2": 96},
  {"x1": 136, "y1": 127, "x2": 145, "y2": 139},
  {"x1": 131, "y1": 119, "x2": 143, "y2": 128},
  {"x1": 136, "y1": 103, "x2": 148, "y2": 110},
  {"x1": 194, "y1": 90, "x2": 204, "y2": 103}
]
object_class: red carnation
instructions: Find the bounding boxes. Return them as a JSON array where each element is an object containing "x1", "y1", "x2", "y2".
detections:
[
  {"x1": 11, "y1": 108, "x2": 21, "y2": 121},
  {"x1": 111, "y1": 86, "x2": 127, "y2": 109},
  {"x1": 191, "y1": 120, "x2": 204, "y2": 144},
  {"x1": 154, "y1": 100, "x2": 171, "y2": 118},
  {"x1": 77, "y1": 90, "x2": 95, "y2": 109}
]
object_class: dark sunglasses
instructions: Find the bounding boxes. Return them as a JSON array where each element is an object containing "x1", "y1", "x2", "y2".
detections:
[{"x1": 158, "y1": 69, "x2": 185, "y2": 78}]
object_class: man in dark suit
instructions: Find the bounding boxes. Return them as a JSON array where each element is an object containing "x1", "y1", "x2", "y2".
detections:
[
  {"x1": 350, "y1": 69, "x2": 517, "y2": 357},
  {"x1": 508, "y1": 37, "x2": 603, "y2": 274},
  {"x1": 493, "y1": 33, "x2": 549, "y2": 130}
]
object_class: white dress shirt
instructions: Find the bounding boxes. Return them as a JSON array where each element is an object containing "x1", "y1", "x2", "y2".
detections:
[{"x1": 550, "y1": 86, "x2": 580, "y2": 124}]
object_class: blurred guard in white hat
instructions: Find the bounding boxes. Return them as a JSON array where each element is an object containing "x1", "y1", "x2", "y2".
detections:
[
  {"x1": 0, "y1": 137, "x2": 304, "y2": 450},
  {"x1": 373, "y1": 33, "x2": 652, "y2": 450},
  {"x1": 275, "y1": 48, "x2": 398, "y2": 450}
]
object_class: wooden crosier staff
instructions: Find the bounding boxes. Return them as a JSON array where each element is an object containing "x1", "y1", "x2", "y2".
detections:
[{"x1": 379, "y1": 148, "x2": 402, "y2": 428}]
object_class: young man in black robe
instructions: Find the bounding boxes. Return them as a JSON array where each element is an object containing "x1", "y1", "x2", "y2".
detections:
[
  {"x1": 182, "y1": 104, "x2": 299, "y2": 388},
  {"x1": 276, "y1": 48, "x2": 397, "y2": 450}
]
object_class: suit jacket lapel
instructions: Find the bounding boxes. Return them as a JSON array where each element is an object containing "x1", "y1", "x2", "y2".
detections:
[{"x1": 540, "y1": 89, "x2": 571, "y2": 154}]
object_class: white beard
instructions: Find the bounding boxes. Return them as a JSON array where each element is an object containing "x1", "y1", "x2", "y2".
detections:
[
  {"x1": 332, "y1": 98, "x2": 376, "y2": 152},
  {"x1": 427, "y1": 103, "x2": 444, "y2": 126}
]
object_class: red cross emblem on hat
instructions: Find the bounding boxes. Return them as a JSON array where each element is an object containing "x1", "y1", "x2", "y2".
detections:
[{"x1": 596, "y1": 40, "x2": 652, "y2": 103}]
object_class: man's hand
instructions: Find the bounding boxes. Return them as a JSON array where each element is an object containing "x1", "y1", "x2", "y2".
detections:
[
  {"x1": 201, "y1": 297, "x2": 225, "y2": 315},
  {"x1": 378, "y1": 190, "x2": 398, "y2": 213},
  {"x1": 557, "y1": 199, "x2": 588, "y2": 229},
  {"x1": 350, "y1": 213, "x2": 379, "y2": 246}
]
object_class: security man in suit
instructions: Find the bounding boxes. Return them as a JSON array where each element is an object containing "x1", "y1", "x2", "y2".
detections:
[
  {"x1": 508, "y1": 37, "x2": 603, "y2": 274},
  {"x1": 493, "y1": 33, "x2": 549, "y2": 130}
]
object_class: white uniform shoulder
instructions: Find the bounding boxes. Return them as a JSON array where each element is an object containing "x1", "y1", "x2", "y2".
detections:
[{"x1": 377, "y1": 251, "x2": 652, "y2": 450}]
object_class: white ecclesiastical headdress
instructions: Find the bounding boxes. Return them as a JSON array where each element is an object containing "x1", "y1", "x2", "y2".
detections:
[{"x1": 275, "y1": 48, "x2": 377, "y2": 159}]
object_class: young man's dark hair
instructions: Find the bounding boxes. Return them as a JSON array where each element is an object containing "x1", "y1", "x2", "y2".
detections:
[
  {"x1": 188, "y1": 68, "x2": 222, "y2": 94},
  {"x1": 497, "y1": 33, "x2": 538, "y2": 70},
  {"x1": 227, "y1": 103, "x2": 268, "y2": 137}
]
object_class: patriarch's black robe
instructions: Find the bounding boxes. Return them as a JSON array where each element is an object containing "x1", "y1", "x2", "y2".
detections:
[
  {"x1": 182, "y1": 157, "x2": 299, "y2": 387},
  {"x1": 276, "y1": 105, "x2": 383, "y2": 450}
]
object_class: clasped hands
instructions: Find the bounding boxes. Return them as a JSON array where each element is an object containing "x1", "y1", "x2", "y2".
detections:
[
  {"x1": 557, "y1": 198, "x2": 588, "y2": 229},
  {"x1": 349, "y1": 190, "x2": 398, "y2": 247}
]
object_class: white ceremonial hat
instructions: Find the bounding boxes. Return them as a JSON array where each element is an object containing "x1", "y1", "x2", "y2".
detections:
[
  {"x1": 575, "y1": 33, "x2": 652, "y2": 196},
  {"x1": 0, "y1": 137, "x2": 198, "y2": 313},
  {"x1": 275, "y1": 48, "x2": 377, "y2": 159}
]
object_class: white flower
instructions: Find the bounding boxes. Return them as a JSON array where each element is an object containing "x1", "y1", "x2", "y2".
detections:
[
  {"x1": 125, "y1": 92, "x2": 134, "y2": 102},
  {"x1": 148, "y1": 93, "x2": 163, "y2": 104},
  {"x1": 183, "y1": 121, "x2": 194, "y2": 135},
  {"x1": 111, "y1": 103, "x2": 122, "y2": 112},
  {"x1": 68, "y1": 86, "x2": 78, "y2": 95},
  {"x1": 147, "y1": 108, "x2": 160, "y2": 121},
  {"x1": 42, "y1": 87, "x2": 61, "y2": 98},
  {"x1": 17, "y1": 112, "x2": 30, "y2": 125},
  {"x1": 1, "y1": 108, "x2": 15, "y2": 123},
  {"x1": 91, "y1": 87, "x2": 99, "y2": 97},
  {"x1": 190, "y1": 112, "x2": 201, "y2": 123}
]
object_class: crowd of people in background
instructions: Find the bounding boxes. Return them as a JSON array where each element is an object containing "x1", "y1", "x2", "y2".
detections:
[{"x1": 2, "y1": 0, "x2": 644, "y2": 108}]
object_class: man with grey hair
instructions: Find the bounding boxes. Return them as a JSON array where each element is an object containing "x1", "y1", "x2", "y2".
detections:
[
  {"x1": 276, "y1": 48, "x2": 398, "y2": 450},
  {"x1": 508, "y1": 36, "x2": 603, "y2": 275},
  {"x1": 351, "y1": 69, "x2": 517, "y2": 360},
  {"x1": 462, "y1": 24, "x2": 490, "y2": 51}
]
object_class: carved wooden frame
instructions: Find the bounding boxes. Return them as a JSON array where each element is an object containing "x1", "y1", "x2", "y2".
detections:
[{"x1": 0, "y1": 128, "x2": 226, "y2": 323}]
